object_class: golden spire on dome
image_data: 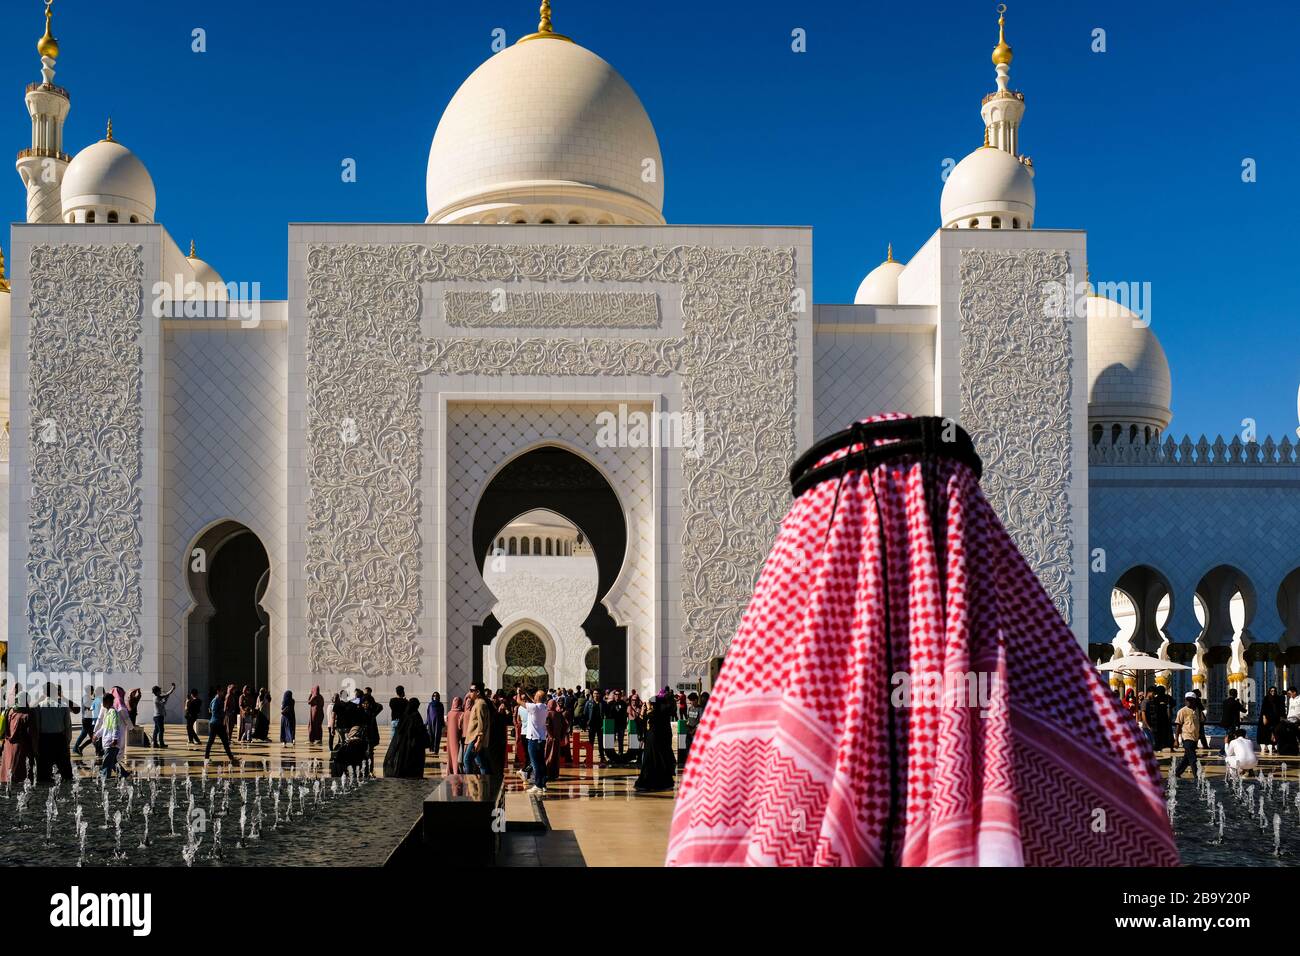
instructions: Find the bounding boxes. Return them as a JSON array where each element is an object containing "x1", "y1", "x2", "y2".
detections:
[
  {"x1": 0, "y1": 246, "x2": 9, "y2": 294},
  {"x1": 103, "y1": 116, "x2": 114, "y2": 142},
  {"x1": 38, "y1": 0, "x2": 59, "y2": 60},
  {"x1": 992, "y1": 4, "x2": 1013, "y2": 67},
  {"x1": 885, "y1": 243, "x2": 895, "y2": 263},
  {"x1": 188, "y1": 240, "x2": 197, "y2": 259},
  {"x1": 517, "y1": 0, "x2": 573, "y2": 44}
]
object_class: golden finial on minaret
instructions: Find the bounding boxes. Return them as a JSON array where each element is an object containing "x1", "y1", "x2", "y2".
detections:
[
  {"x1": 38, "y1": 0, "x2": 59, "y2": 60},
  {"x1": 188, "y1": 240, "x2": 197, "y2": 259},
  {"x1": 517, "y1": 0, "x2": 572, "y2": 43},
  {"x1": 885, "y1": 243, "x2": 895, "y2": 263},
  {"x1": 104, "y1": 117, "x2": 114, "y2": 142},
  {"x1": 992, "y1": 3, "x2": 1013, "y2": 67},
  {"x1": 0, "y1": 246, "x2": 10, "y2": 294}
]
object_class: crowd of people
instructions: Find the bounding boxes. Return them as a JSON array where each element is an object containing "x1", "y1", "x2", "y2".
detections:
[
  {"x1": 1117, "y1": 682, "x2": 1300, "y2": 779},
  {"x1": 391, "y1": 683, "x2": 710, "y2": 793},
  {"x1": 0, "y1": 683, "x2": 157, "y2": 783},
  {"x1": 0, "y1": 675, "x2": 708, "y2": 792}
]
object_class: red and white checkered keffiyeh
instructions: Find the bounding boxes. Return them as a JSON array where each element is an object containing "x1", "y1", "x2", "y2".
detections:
[{"x1": 667, "y1": 414, "x2": 1177, "y2": 867}]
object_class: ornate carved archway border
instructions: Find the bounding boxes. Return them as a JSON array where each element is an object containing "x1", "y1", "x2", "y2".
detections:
[{"x1": 303, "y1": 241, "x2": 798, "y2": 677}]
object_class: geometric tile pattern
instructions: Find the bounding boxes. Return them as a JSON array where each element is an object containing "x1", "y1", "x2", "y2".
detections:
[
  {"x1": 1090, "y1": 458, "x2": 1300, "y2": 647},
  {"x1": 814, "y1": 329, "x2": 934, "y2": 439},
  {"x1": 159, "y1": 322, "x2": 288, "y2": 692}
]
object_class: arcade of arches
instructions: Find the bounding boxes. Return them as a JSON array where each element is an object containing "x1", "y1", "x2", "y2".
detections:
[{"x1": 1099, "y1": 562, "x2": 1300, "y2": 721}]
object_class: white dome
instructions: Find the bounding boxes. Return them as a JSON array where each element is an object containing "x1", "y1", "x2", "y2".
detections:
[
  {"x1": 186, "y1": 253, "x2": 227, "y2": 301},
  {"x1": 1086, "y1": 294, "x2": 1172, "y2": 431},
  {"x1": 854, "y1": 258, "x2": 906, "y2": 305},
  {"x1": 61, "y1": 138, "x2": 156, "y2": 224},
  {"x1": 426, "y1": 37, "x2": 664, "y2": 225},
  {"x1": 941, "y1": 146, "x2": 1034, "y2": 229}
]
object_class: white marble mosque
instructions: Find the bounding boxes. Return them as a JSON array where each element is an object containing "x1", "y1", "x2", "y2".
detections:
[{"x1": 1, "y1": 2, "x2": 1297, "y2": 727}]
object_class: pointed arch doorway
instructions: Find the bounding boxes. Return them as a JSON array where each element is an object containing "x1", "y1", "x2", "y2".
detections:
[
  {"x1": 186, "y1": 521, "x2": 270, "y2": 695},
  {"x1": 471, "y1": 445, "x2": 628, "y2": 690}
]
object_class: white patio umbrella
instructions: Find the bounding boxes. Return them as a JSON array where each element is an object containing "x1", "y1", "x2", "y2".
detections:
[
  {"x1": 1098, "y1": 655, "x2": 1191, "y2": 673},
  {"x1": 1098, "y1": 653, "x2": 1191, "y2": 695}
]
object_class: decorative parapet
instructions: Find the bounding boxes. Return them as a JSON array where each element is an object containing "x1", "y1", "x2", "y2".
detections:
[{"x1": 1089, "y1": 432, "x2": 1300, "y2": 466}]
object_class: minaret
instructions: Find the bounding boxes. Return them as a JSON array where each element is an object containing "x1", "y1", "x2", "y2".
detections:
[
  {"x1": 979, "y1": 4, "x2": 1026, "y2": 158},
  {"x1": 15, "y1": 1, "x2": 72, "y2": 225}
]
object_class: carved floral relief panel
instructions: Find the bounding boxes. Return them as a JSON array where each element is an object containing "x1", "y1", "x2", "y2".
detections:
[
  {"x1": 304, "y1": 242, "x2": 798, "y2": 677},
  {"x1": 27, "y1": 243, "x2": 144, "y2": 672},
  {"x1": 958, "y1": 247, "x2": 1075, "y2": 622}
]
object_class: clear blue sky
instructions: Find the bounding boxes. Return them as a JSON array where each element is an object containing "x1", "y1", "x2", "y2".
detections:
[{"x1": 3, "y1": 0, "x2": 1297, "y2": 439}]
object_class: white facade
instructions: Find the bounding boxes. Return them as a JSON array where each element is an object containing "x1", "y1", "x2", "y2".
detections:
[{"x1": 11, "y1": 4, "x2": 1282, "y2": 722}]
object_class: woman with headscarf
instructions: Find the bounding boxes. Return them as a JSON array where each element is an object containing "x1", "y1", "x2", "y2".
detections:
[
  {"x1": 256, "y1": 687, "x2": 272, "y2": 740},
  {"x1": 280, "y1": 690, "x2": 296, "y2": 744},
  {"x1": 1, "y1": 701, "x2": 34, "y2": 784},
  {"x1": 222, "y1": 684, "x2": 238, "y2": 742},
  {"x1": 126, "y1": 688, "x2": 145, "y2": 745},
  {"x1": 490, "y1": 692, "x2": 509, "y2": 776},
  {"x1": 446, "y1": 697, "x2": 464, "y2": 774},
  {"x1": 634, "y1": 693, "x2": 677, "y2": 792},
  {"x1": 425, "y1": 692, "x2": 445, "y2": 758},
  {"x1": 383, "y1": 696, "x2": 430, "y2": 778},
  {"x1": 667, "y1": 414, "x2": 1179, "y2": 867},
  {"x1": 238, "y1": 685, "x2": 255, "y2": 741},
  {"x1": 544, "y1": 698, "x2": 567, "y2": 779},
  {"x1": 92, "y1": 687, "x2": 135, "y2": 767},
  {"x1": 1260, "y1": 686, "x2": 1284, "y2": 755},
  {"x1": 307, "y1": 685, "x2": 325, "y2": 745},
  {"x1": 329, "y1": 695, "x2": 367, "y2": 777},
  {"x1": 361, "y1": 692, "x2": 382, "y2": 769},
  {"x1": 513, "y1": 697, "x2": 528, "y2": 770}
]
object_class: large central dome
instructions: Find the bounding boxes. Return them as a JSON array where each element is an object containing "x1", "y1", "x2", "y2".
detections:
[{"x1": 425, "y1": 34, "x2": 664, "y2": 225}]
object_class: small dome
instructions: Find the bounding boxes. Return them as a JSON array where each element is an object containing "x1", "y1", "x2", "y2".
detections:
[
  {"x1": 61, "y1": 137, "x2": 156, "y2": 224},
  {"x1": 426, "y1": 37, "x2": 663, "y2": 224},
  {"x1": 854, "y1": 257, "x2": 906, "y2": 305},
  {"x1": 1086, "y1": 294, "x2": 1172, "y2": 432},
  {"x1": 186, "y1": 244, "x2": 227, "y2": 301},
  {"x1": 941, "y1": 146, "x2": 1034, "y2": 229}
]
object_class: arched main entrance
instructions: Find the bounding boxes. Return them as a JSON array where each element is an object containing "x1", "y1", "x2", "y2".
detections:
[
  {"x1": 186, "y1": 521, "x2": 270, "y2": 695},
  {"x1": 471, "y1": 445, "x2": 629, "y2": 690}
]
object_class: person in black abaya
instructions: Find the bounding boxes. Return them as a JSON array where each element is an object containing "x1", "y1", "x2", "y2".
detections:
[
  {"x1": 1144, "y1": 685, "x2": 1174, "y2": 752},
  {"x1": 634, "y1": 693, "x2": 677, "y2": 792},
  {"x1": 330, "y1": 696, "x2": 368, "y2": 778},
  {"x1": 383, "y1": 696, "x2": 430, "y2": 779},
  {"x1": 1260, "y1": 687, "x2": 1284, "y2": 755}
]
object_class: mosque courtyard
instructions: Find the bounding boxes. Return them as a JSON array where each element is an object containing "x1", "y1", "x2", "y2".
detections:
[
  {"x1": 0, "y1": 724, "x2": 674, "y2": 868},
  {"x1": 1, "y1": 720, "x2": 1297, "y2": 867}
]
